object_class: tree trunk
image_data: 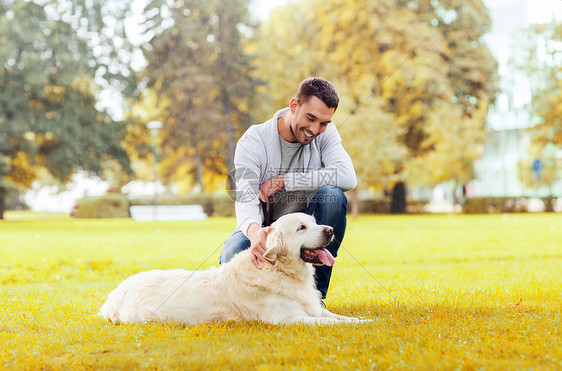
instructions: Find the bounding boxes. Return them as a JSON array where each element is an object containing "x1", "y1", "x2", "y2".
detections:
[
  {"x1": 390, "y1": 182, "x2": 407, "y2": 214},
  {"x1": 217, "y1": 3, "x2": 236, "y2": 192},
  {"x1": 0, "y1": 186, "x2": 5, "y2": 220},
  {"x1": 350, "y1": 187, "x2": 359, "y2": 220},
  {"x1": 184, "y1": 104, "x2": 206, "y2": 194},
  {"x1": 221, "y1": 87, "x2": 236, "y2": 192},
  {"x1": 192, "y1": 140, "x2": 206, "y2": 194},
  {"x1": 0, "y1": 155, "x2": 6, "y2": 219}
]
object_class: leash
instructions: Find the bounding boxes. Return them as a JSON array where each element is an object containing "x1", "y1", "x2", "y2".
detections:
[{"x1": 261, "y1": 197, "x2": 275, "y2": 227}]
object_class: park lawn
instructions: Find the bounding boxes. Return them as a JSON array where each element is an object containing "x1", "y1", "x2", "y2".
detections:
[{"x1": 0, "y1": 213, "x2": 560, "y2": 370}]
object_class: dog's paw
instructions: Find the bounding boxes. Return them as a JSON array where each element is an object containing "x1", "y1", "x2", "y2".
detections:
[{"x1": 346, "y1": 317, "x2": 372, "y2": 323}]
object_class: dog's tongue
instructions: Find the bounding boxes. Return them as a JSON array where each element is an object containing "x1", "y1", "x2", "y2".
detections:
[{"x1": 316, "y1": 248, "x2": 335, "y2": 267}]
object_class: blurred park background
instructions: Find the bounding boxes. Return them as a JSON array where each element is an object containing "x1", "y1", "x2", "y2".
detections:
[{"x1": 1, "y1": 0, "x2": 561, "y2": 220}]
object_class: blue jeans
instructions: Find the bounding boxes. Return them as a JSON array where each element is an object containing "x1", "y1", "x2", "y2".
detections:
[{"x1": 219, "y1": 185, "x2": 348, "y2": 299}]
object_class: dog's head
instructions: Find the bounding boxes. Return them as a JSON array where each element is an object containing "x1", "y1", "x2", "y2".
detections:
[{"x1": 264, "y1": 213, "x2": 335, "y2": 266}]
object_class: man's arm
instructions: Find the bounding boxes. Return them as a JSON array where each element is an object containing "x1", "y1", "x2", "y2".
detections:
[
  {"x1": 259, "y1": 174, "x2": 285, "y2": 203},
  {"x1": 233, "y1": 129, "x2": 277, "y2": 267},
  {"x1": 233, "y1": 132, "x2": 264, "y2": 237},
  {"x1": 246, "y1": 223, "x2": 273, "y2": 267},
  {"x1": 285, "y1": 124, "x2": 356, "y2": 192}
]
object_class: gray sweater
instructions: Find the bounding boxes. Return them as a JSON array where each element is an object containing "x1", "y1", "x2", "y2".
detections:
[{"x1": 234, "y1": 107, "x2": 357, "y2": 237}]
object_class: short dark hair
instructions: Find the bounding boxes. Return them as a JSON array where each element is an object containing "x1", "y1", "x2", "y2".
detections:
[{"x1": 296, "y1": 77, "x2": 339, "y2": 111}]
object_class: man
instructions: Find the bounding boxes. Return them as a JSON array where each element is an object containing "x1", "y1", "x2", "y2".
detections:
[{"x1": 220, "y1": 77, "x2": 356, "y2": 300}]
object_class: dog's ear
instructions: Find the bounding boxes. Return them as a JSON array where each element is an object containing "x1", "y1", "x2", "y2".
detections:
[{"x1": 264, "y1": 229, "x2": 283, "y2": 262}]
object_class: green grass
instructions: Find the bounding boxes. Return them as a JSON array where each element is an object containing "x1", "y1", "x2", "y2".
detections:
[{"x1": 1, "y1": 213, "x2": 560, "y2": 370}]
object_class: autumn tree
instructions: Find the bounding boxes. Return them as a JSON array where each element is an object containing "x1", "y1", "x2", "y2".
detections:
[
  {"x1": 250, "y1": 0, "x2": 497, "y2": 212},
  {"x1": 135, "y1": 0, "x2": 255, "y2": 194},
  {"x1": 520, "y1": 20, "x2": 562, "y2": 192},
  {"x1": 0, "y1": 1, "x2": 134, "y2": 219}
]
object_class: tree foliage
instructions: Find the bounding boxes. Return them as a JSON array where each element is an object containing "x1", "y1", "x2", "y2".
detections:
[
  {"x1": 249, "y1": 0, "x2": 497, "y2": 196},
  {"x1": 524, "y1": 21, "x2": 562, "y2": 148},
  {"x1": 132, "y1": 0, "x2": 256, "y2": 194},
  {"x1": 0, "y1": 1, "x2": 135, "y2": 218},
  {"x1": 517, "y1": 20, "x2": 562, "y2": 192},
  {"x1": 0, "y1": 0, "x2": 502, "y2": 217}
]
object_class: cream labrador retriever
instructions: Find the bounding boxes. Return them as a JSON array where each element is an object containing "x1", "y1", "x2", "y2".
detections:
[{"x1": 99, "y1": 213, "x2": 366, "y2": 325}]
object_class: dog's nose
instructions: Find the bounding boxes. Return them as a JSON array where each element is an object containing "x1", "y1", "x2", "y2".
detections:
[{"x1": 324, "y1": 226, "x2": 334, "y2": 236}]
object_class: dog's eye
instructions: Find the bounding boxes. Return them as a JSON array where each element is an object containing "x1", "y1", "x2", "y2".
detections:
[{"x1": 297, "y1": 225, "x2": 306, "y2": 232}]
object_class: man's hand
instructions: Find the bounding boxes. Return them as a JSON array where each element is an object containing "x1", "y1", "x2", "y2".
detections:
[
  {"x1": 259, "y1": 174, "x2": 285, "y2": 203},
  {"x1": 247, "y1": 224, "x2": 274, "y2": 268}
]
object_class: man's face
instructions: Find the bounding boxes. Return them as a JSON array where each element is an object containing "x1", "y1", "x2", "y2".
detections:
[{"x1": 289, "y1": 95, "x2": 335, "y2": 144}]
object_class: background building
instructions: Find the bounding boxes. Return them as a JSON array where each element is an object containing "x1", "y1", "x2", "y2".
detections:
[{"x1": 472, "y1": 0, "x2": 562, "y2": 198}]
